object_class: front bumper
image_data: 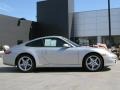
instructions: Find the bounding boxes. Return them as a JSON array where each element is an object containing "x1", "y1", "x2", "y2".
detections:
[{"x1": 103, "y1": 53, "x2": 117, "y2": 66}]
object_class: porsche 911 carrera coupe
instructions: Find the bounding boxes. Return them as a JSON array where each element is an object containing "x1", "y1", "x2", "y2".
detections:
[{"x1": 3, "y1": 36, "x2": 117, "y2": 72}]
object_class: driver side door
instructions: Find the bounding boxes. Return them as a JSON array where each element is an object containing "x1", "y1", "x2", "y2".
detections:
[{"x1": 42, "y1": 38, "x2": 79, "y2": 65}]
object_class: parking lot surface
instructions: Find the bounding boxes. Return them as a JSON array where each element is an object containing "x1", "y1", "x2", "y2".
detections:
[{"x1": 0, "y1": 57, "x2": 120, "y2": 90}]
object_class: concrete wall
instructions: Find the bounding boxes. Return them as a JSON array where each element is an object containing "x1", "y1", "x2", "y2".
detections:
[
  {"x1": 74, "y1": 8, "x2": 120, "y2": 37},
  {"x1": 0, "y1": 14, "x2": 31, "y2": 46}
]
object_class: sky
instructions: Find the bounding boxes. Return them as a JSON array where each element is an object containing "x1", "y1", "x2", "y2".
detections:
[{"x1": 0, "y1": 0, "x2": 120, "y2": 21}]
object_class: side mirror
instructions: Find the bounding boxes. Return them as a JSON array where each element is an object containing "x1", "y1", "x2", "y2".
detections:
[{"x1": 63, "y1": 44, "x2": 71, "y2": 48}]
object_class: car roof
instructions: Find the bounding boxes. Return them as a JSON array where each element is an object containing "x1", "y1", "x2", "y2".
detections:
[
  {"x1": 33, "y1": 36, "x2": 65, "y2": 40},
  {"x1": 21, "y1": 36, "x2": 66, "y2": 45}
]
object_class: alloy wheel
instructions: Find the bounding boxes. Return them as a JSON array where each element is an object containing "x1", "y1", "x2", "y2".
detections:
[
  {"x1": 18, "y1": 56, "x2": 33, "y2": 72},
  {"x1": 85, "y1": 54, "x2": 103, "y2": 71}
]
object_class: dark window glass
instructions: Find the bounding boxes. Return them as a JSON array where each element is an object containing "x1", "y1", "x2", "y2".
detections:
[
  {"x1": 17, "y1": 40, "x2": 23, "y2": 45},
  {"x1": 26, "y1": 39, "x2": 43, "y2": 47}
]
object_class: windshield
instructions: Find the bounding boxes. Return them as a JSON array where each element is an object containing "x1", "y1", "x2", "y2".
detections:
[{"x1": 63, "y1": 37, "x2": 80, "y2": 47}]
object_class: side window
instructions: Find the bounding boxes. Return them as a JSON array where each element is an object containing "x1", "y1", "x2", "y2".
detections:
[
  {"x1": 26, "y1": 39, "x2": 43, "y2": 47},
  {"x1": 44, "y1": 39, "x2": 57, "y2": 47},
  {"x1": 43, "y1": 38, "x2": 67, "y2": 47}
]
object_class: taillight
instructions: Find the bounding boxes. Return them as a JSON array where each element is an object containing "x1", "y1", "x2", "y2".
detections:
[{"x1": 4, "y1": 50, "x2": 11, "y2": 54}]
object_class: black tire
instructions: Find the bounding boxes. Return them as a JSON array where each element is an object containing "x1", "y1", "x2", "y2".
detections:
[
  {"x1": 83, "y1": 53, "x2": 104, "y2": 72},
  {"x1": 16, "y1": 54, "x2": 36, "y2": 72}
]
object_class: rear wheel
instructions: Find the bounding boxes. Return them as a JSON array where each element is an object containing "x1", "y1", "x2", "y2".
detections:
[
  {"x1": 17, "y1": 55, "x2": 35, "y2": 72},
  {"x1": 83, "y1": 54, "x2": 104, "y2": 72}
]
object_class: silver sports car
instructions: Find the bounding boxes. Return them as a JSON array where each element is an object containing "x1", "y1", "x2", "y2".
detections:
[{"x1": 3, "y1": 36, "x2": 117, "y2": 72}]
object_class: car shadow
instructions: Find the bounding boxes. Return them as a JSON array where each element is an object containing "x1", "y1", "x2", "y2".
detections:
[
  {"x1": 0, "y1": 67, "x2": 19, "y2": 73},
  {"x1": 35, "y1": 67, "x2": 111, "y2": 73},
  {"x1": 0, "y1": 66, "x2": 111, "y2": 73}
]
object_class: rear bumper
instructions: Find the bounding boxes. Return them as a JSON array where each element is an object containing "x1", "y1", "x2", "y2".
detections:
[{"x1": 3, "y1": 54, "x2": 16, "y2": 66}]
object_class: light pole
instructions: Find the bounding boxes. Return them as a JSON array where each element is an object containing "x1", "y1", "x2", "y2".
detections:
[{"x1": 108, "y1": 0, "x2": 112, "y2": 48}]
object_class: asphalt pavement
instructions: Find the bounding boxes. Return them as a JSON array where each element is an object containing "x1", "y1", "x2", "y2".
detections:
[{"x1": 0, "y1": 57, "x2": 120, "y2": 90}]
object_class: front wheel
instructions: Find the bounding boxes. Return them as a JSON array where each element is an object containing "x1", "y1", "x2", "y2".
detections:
[
  {"x1": 83, "y1": 54, "x2": 104, "y2": 72},
  {"x1": 17, "y1": 55, "x2": 35, "y2": 72}
]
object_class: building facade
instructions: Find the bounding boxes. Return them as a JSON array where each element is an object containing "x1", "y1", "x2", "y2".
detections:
[
  {"x1": 0, "y1": 14, "x2": 31, "y2": 46},
  {"x1": 74, "y1": 8, "x2": 120, "y2": 46},
  {"x1": 1, "y1": 1, "x2": 120, "y2": 47},
  {"x1": 37, "y1": 0, "x2": 120, "y2": 46},
  {"x1": 37, "y1": 0, "x2": 74, "y2": 38}
]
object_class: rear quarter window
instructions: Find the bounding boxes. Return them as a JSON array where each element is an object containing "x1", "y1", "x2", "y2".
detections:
[{"x1": 26, "y1": 39, "x2": 43, "y2": 47}]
